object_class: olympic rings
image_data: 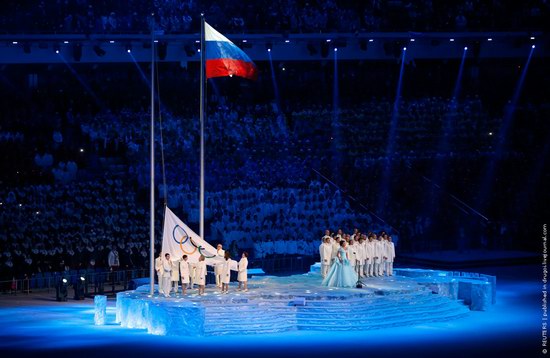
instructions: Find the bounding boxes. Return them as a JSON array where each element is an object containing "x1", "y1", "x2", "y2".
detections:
[
  {"x1": 172, "y1": 225, "x2": 189, "y2": 245},
  {"x1": 173, "y1": 225, "x2": 196, "y2": 255},
  {"x1": 188, "y1": 237, "x2": 216, "y2": 258},
  {"x1": 180, "y1": 236, "x2": 197, "y2": 255},
  {"x1": 198, "y1": 245, "x2": 216, "y2": 258}
]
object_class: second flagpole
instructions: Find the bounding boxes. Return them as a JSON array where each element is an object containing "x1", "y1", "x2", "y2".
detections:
[{"x1": 199, "y1": 14, "x2": 206, "y2": 242}]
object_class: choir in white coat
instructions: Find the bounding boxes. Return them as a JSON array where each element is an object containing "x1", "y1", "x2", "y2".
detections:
[
  {"x1": 319, "y1": 237, "x2": 332, "y2": 278},
  {"x1": 319, "y1": 229, "x2": 396, "y2": 283}
]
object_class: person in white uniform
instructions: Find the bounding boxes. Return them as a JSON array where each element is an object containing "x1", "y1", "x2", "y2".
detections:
[
  {"x1": 161, "y1": 253, "x2": 172, "y2": 297},
  {"x1": 322, "y1": 229, "x2": 332, "y2": 242},
  {"x1": 369, "y1": 234, "x2": 380, "y2": 277},
  {"x1": 221, "y1": 251, "x2": 231, "y2": 294},
  {"x1": 348, "y1": 239, "x2": 358, "y2": 273},
  {"x1": 365, "y1": 235, "x2": 375, "y2": 277},
  {"x1": 385, "y1": 236, "x2": 396, "y2": 276},
  {"x1": 215, "y1": 244, "x2": 225, "y2": 288},
  {"x1": 319, "y1": 237, "x2": 332, "y2": 278},
  {"x1": 376, "y1": 235, "x2": 386, "y2": 276},
  {"x1": 330, "y1": 237, "x2": 340, "y2": 265},
  {"x1": 356, "y1": 236, "x2": 366, "y2": 278},
  {"x1": 155, "y1": 252, "x2": 164, "y2": 295},
  {"x1": 170, "y1": 256, "x2": 180, "y2": 294},
  {"x1": 179, "y1": 255, "x2": 190, "y2": 295},
  {"x1": 188, "y1": 262, "x2": 196, "y2": 289},
  {"x1": 195, "y1": 255, "x2": 207, "y2": 295},
  {"x1": 238, "y1": 251, "x2": 249, "y2": 292}
]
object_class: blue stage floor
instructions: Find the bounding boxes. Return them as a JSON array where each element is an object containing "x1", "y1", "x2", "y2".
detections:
[{"x1": 0, "y1": 265, "x2": 541, "y2": 358}]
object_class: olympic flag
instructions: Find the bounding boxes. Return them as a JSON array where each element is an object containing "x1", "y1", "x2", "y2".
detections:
[{"x1": 161, "y1": 206, "x2": 223, "y2": 265}]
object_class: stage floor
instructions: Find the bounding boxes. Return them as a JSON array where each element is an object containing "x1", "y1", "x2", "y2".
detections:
[
  {"x1": 117, "y1": 272, "x2": 473, "y2": 335},
  {"x1": 0, "y1": 265, "x2": 541, "y2": 358}
]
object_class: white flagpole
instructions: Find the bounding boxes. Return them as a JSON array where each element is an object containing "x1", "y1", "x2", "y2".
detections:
[
  {"x1": 149, "y1": 14, "x2": 156, "y2": 297},
  {"x1": 200, "y1": 14, "x2": 206, "y2": 242}
]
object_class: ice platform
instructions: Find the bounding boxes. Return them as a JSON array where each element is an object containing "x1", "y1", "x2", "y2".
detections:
[{"x1": 116, "y1": 267, "x2": 493, "y2": 336}]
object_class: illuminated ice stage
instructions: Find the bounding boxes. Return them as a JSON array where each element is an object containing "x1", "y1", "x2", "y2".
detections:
[
  {"x1": 116, "y1": 268, "x2": 495, "y2": 336},
  {"x1": 0, "y1": 265, "x2": 540, "y2": 358}
]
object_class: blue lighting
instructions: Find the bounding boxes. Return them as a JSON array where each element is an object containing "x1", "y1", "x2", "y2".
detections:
[
  {"x1": 464, "y1": 46, "x2": 468, "y2": 50},
  {"x1": 530, "y1": 36, "x2": 535, "y2": 40},
  {"x1": 475, "y1": 43, "x2": 536, "y2": 211},
  {"x1": 285, "y1": 40, "x2": 290, "y2": 43},
  {"x1": 267, "y1": 49, "x2": 281, "y2": 114},
  {"x1": 12, "y1": 41, "x2": 18, "y2": 45},
  {"x1": 378, "y1": 47, "x2": 407, "y2": 211},
  {"x1": 334, "y1": 48, "x2": 338, "y2": 52},
  {"x1": 242, "y1": 40, "x2": 247, "y2": 43},
  {"x1": 369, "y1": 39, "x2": 374, "y2": 42},
  {"x1": 410, "y1": 39, "x2": 415, "y2": 42},
  {"x1": 127, "y1": 49, "x2": 131, "y2": 53},
  {"x1": 450, "y1": 38, "x2": 455, "y2": 42},
  {"x1": 109, "y1": 40, "x2": 115, "y2": 44},
  {"x1": 63, "y1": 41, "x2": 69, "y2": 44},
  {"x1": 0, "y1": 265, "x2": 536, "y2": 357},
  {"x1": 487, "y1": 38, "x2": 492, "y2": 41},
  {"x1": 326, "y1": 39, "x2": 331, "y2": 42}
]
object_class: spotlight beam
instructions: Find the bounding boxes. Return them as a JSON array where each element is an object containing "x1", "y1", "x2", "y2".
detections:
[
  {"x1": 58, "y1": 54, "x2": 105, "y2": 109},
  {"x1": 331, "y1": 45, "x2": 341, "y2": 173},
  {"x1": 377, "y1": 47, "x2": 407, "y2": 212},
  {"x1": 267, "y1": 49, "x2": 281, "y2": 114},
  {"x1": 425, "y1": 46, "x2": 469, "y2": 218},
  {"x1": 476, "y1": 45, "x2": 536, "y2": 210},
  {"x1": 129, "y1": 52, "x2": 152, "y2": 88}
]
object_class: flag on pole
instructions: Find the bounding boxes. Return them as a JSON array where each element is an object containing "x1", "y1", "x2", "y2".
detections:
[
  {"x1": 205, "y1": 22, "x2": 258, "y2": 80},
  {"x1": 162, "y1": 206, "x2": 224, "y2": 266}
]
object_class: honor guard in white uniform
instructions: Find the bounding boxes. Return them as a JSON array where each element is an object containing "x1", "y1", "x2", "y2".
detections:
[
  {"x1": 215, "y1": 244, "x2": 225, "y2": 287},
  {"x1": 188, "y1": 262, "x2": 196, "y2": 288},
  {"x1": 155, "y1": 253, "x2": 164, "y2": 294},
  {"x1": 170, "y1": 258, "x2": 180, "y2": 294},
  {"x1": 196, "y1": 255, "x2": 207, "y2": 295},
  {"x1": 161, "y1": 253, "x2": 172, "y2": 297},
  {"x1": 238, "y1": 252, "x2": 249, "y2": 292},
  {"x1": 179, "y1": 255, "x2": 190, "y2": 295}
]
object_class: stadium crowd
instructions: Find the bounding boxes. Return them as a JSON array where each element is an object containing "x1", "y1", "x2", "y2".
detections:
[
  {"x1": 0, "y1": 60, "x2": 546, "y2": 284},
  {"x1": 1, "y1": 0, "x2": 547, "y2": 34}
]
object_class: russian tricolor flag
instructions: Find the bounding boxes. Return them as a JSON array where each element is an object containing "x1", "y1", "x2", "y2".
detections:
[{"x1": 205, "y1": 22, "x2": 258, "y2": 80}]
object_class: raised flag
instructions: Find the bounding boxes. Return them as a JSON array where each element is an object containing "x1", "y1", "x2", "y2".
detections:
[{"x1": 205, "y1": 22, "x2": 258, "y2": 80}]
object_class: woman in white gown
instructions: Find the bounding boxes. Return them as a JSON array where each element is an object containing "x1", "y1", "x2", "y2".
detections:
[{"x1": 321, "y1": 240, "x2": 357, "y2": 288}]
